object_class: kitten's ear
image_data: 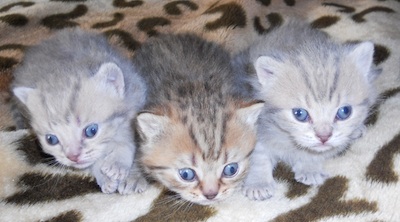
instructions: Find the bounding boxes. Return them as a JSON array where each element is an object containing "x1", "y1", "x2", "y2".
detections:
[
  {"x1": 236, "y1": 100, "x2": 264, "y2": 127},
  {"x1": 254, "y1": 56, "x2": 282, "y2": 87},
  {"x1": 13, "y1": 87, "x2": 34, "y2": 105},
  {"x1": 347, "y1": 42, "x2": 375, "y2": 81},
  {"x1": 96, "y1": 62, "x2": 125, "y2": 98},
  {"x1": 137, "y1": 112, "x2": 169, "y2": 140}
]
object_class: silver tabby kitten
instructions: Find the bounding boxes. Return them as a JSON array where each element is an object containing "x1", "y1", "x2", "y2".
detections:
[
  {"x1": 235, "y1": 21, "x2": 380, "y2": 200},
  {"x1": 133, "y1": 34, "x2": 264, "y2": 205},
  {"x1": 12, "y1": 28, "x2": 148, "y2": 194}
]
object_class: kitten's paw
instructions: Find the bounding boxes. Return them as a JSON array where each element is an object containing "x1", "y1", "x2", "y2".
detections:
[
  {"x1": 99, "y1": 177, "x2": 119, "y2": 194},
  {"x1": 101, "y1": 162, "x2": 130, "y2": 181},
  {"x1": 295, "y1": 171, "x2": 329, "y2": 186},
  {"x1": 242, "y1": 182, "x2": 275, "y2": 201},
  {"x1": 117, "y1": 173, "x2": 149, "y2": 195}
]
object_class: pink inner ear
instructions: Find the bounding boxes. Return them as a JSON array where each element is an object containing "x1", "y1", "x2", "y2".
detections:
[
  {"x1": 107, "y1": 71, "x2": 118, "y2": 82},
  {"x1": 97, "y1": 62, "x2": 125, "y2": 97},
  {"x1": 255, "y1": 56, "x2": 279, "y2": 86}
]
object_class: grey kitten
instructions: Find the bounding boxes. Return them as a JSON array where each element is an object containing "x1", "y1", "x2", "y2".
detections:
[
  {"x1": 235, "y1": 21, "x2": 380, "y2": 200},
  {"x1": 12, "y1": 28, "x2": 148, "y2": 194},
  {"x1": 133, "y1": 33, "x2": 264, "y2": 205}
]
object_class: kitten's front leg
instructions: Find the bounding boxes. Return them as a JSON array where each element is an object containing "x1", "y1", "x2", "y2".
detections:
[
  {"x1": 100, "y1": 143, "x2": 133, "y2": 182},
  {"x1": 292, "y1": 160, "x2": 329, "y2": 186},
  {"x1": 90, "y1": 160, "x2": 119, "y2": 193},
  {"x1": 117, "y1": 161, "x2": 148, "y2": 195},
  {"x1": 99, "y1": 136, "x2": 136, "y2": 192},
  {"x1": 242, "y1": 142, "x2": 276, "y2": 201},
  {"x1": 101, "y1": 133, "x2": 148, "y2": 195},
  {"x1": 92, "y1": 132, "x2": 135, "y2": 193}
]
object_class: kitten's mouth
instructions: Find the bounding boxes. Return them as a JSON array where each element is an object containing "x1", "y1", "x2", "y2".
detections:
[
  {"x1": 71, "y1": 161, "x2": 93, "y2": 169},
  {"x1": 195, "y1": 198, "x2": 221, "y2": 206},
  {"x1": 310, "y1": 144, "x2": 334, "y2": 153},
  {"x1": 179, "y1": 193, "x2": 223, "y2": 206}
]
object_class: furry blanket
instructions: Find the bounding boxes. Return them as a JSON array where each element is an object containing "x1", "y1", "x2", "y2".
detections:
[{"x1": 0, "y1": 0, "x2": 400, "y2": 221}]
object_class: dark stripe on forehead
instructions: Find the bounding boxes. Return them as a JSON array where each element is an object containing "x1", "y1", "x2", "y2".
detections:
[
  {"x1": 191, "y1": 121, "x2": 225, "y2": 160},
  {"x1": 189, "y1": 124, "x2": 199, "y2": 147},
  {"x1": 65, "y1": 81, "x2": 81, "y2": 123},
  {"x1": 39, "y1": 91, "x2": 57, "y2": 130},
  {"x1": 211, "y1": 110, "x2": 228, "y2": 160},
  {"x1": 298, "y1": 64, "x2": 319, "y2": 103},
  {"x1": 68, "y1": 81, "x2": 81, "y2": 115},
  {"x1": 329, "y1": 68, "x2": 340, "y2": 101},
  {"x1": 221, "y1": 114, "x2": 228, "y2": 145},
  {"x1": 105, "y1": 111, "x2": 128, "y2": 122}
]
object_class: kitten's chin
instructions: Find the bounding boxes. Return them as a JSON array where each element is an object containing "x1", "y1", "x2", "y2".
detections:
[
  {"x1": 187, "y1": 197, "x2": 223, "y2": 206},
  {"x1": 68, "y1": 161, "x2": 93, "y2": 169},
  {"x1": 196, "y1": 200, "x2": 220, "y2": 206},
  {"x1": 304, "y1": 144, "x2": 335, "y2": 153},
  {"x1": 306, "y1": 142, "x2": 349, "y2": 155}
]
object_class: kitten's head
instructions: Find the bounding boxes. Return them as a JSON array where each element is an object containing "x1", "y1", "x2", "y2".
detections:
[
  {"x1": 137, "y1": 100, "x2": 263, "y2": 205},
  {"x1": 254, "y1": 41, "x2": 378, "y2": 154},
  {"x1": 13, "y1": 63, "x2": 132, "y2": 169}
]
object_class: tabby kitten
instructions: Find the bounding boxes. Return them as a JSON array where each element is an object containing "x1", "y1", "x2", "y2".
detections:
[
  {"x1": 133, "y1": 34, "x2": 264, "y2": 205},
  {"x1": 236, "y1": 21, "x2": 380, "y2": 200},
  {"x1": 12, "y1": 28, "x2": 148, "y2": 194}
]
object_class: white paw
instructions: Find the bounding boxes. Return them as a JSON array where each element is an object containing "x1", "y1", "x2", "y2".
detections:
[
  {"x1": 242, "y1": 182, "x2": 275, "y2": 201},
  {"x1": 99, "y1": 176, "x2": 119, "y2": 194},
  {"x1": 117, "y1": 173, "x2": 149, "y2": 195},
  {"x1": 295, "y1": 171, "x2": 329, "y2": 185},
  {"x1": 101, "y1": 161, "x2": 129, "y2": 181}
]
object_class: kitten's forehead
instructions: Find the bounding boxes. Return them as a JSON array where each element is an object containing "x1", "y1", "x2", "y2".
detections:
[
  {"x1": 267, "y1": 54, "x2": 370, "y2": 109},
  {"x1": 28, "y1": 78, "x2": 125, "y2": 133},
  {"x1": 148, "y1": 103, "x2": 255, "y2": 166}
]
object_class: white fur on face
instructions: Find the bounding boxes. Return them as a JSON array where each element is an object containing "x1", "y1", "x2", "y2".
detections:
[
  {"x1": 26, "y1": 76, "x2": 128, "y2": 169},
  {"x1": 255, "y1": 41, "x2": 376, "y2": 155}
]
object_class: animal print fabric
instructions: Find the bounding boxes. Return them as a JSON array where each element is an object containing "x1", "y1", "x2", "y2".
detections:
[{"x1": 0, "y1": 0, "x2": 399, "y2": 221}]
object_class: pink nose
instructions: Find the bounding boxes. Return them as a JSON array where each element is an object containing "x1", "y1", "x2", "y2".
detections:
[
  {"x1": 67, "y1": 154, "x2": 80, "y2": 162},
  {"x1": 204, "y1": 192, "x2": 218, "y2": 200},
  {"x1": 316, "y1": 133, "x2": 332, "y2": 143}
]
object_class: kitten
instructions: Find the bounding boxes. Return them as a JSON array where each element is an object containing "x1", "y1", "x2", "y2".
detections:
[
  {"x1": 132, "y1": 33, "x2": 264, "y2": 205},
  {"x1": 235, "y1": 21, "x2": 380, "y2": 200},
  {"x1": 11, "y1": 28, "x2": 148, "y2": 194}
]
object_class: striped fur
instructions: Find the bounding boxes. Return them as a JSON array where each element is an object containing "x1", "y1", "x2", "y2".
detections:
[{"x1": 134, "y1": 34, "x2": 263, "y2": 205}]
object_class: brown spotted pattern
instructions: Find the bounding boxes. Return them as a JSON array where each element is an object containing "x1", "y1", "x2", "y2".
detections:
[{"x1": 0, "y1": 0, "x2": 399, "y2": 221}]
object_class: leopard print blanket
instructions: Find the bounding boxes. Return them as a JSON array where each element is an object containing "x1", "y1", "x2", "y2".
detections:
[{"x1": 0, "y1": 0, "x2": 399, "y2": 221}]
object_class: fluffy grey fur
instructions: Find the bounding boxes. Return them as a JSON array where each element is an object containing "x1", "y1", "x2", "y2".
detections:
[
  {"x1": 12, "y1": 28, "x2": 148, "y2": 194},
  {"x1": 235, "y1": 21, "x2": 380, "y2": 200}
]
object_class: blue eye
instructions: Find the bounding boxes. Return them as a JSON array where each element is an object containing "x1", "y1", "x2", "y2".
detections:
[
  {"x1": 84, "y1": 123, "x2": 98, "y2": 138},
  {"x1": 179, "y1": 168, "x2": 196, "y2": 181},
  {"x1": 223, "y1": 163, "x2": 239, "y2": 177},
  {"x1": 336, "y1": 106, "x2": 352, "y2": 120},
  {"x1": 292, "y1": 108, "x2": 309, "y2": 122},
  {"x1": 45, "y1": 134, "x2": 59, "y2": 145}
]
